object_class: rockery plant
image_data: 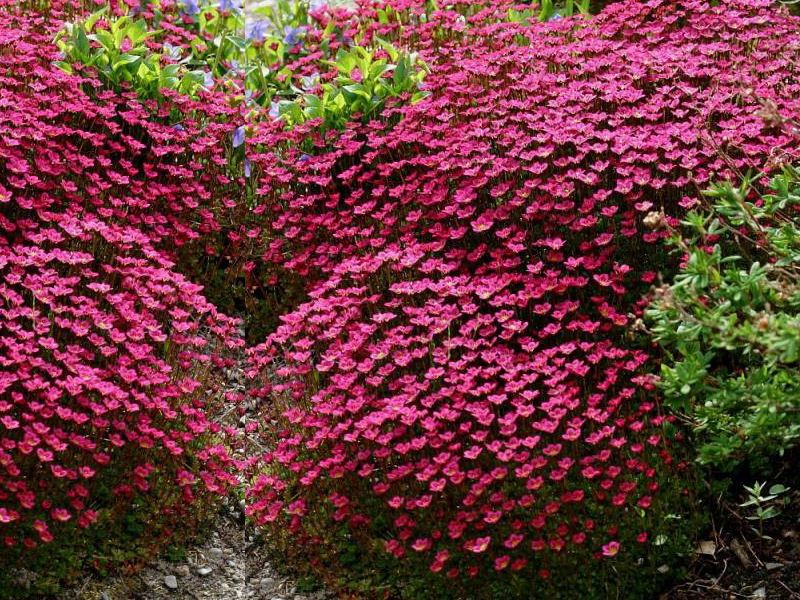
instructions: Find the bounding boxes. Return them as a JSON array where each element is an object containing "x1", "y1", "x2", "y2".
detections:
[{"x1": 245, "y1": 0, "x2": 800, "y2": 597}]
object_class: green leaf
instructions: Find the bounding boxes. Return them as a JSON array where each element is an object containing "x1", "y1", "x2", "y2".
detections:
[
  {"x1": 126, "y1": 19, "x2": 149, "y2": 45},
  {"x1": 75, "y1": 27, "x2": 90, "y2": 57},
  {"x1": 54, "y1": 61, "x2": 73, "y2": 74},
  {"x1": 94, "y1": 29, "x2": 115, "y2": 52},
  {"x1": 112, "y1": 16, "x2": 129, "y2": 47},
  {"x1": 342, "y1": 84, "x2": 370, "y2": 100},
  {"x1": 393, "y1": 58, "x2": 407, "y2": 85},
  {"x1": 114, "y1": 53, "x2": 142, "y2": 68}
]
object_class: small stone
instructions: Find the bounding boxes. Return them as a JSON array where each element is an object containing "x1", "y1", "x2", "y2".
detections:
[
  {"x1": 197, "y1": 566, "x2": 213, "y2": 576},
  {"x1": 164, "y1": 575, "x2": 178, "y2": 590},
  {"x1": 175, "y1": 565, "x2": 190, "y2": 577},
  {"x1": 765, "y1": 562, "x2": 784, "y2": 571},
  {"x1": 752, "y1": 587, "x2": 766, "y2": 599},
  {"x1": 657, "y1": 564, "x2": 670, "y2": 574},
  {"x1": 209, "y1": 547, "x2": 224, "y2": 559},
  {"x1": 100, "y1": 593, "x2": 110, "y2": 600},
  {"x1": 695, "y1": 540, "x2": 716, "y2": 556}
]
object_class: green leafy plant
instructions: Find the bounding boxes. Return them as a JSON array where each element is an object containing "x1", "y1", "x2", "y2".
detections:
[
  {"x1": 646, "y1": 164, "x2": 800, "y2": 472},
  {"x1": 739, "y1": 482, "x2": 790, "y2": 538},
  {"x1": 276, "y1": 40, "x2": 429, "y2": 130},
  {"x1": 54, "y1": 7, "x2": 209, "y2": 98}
]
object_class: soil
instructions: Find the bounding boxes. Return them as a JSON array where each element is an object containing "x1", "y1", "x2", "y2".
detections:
[{"x1": 663, "y1": 488, "x2": 800, "y2": 600}]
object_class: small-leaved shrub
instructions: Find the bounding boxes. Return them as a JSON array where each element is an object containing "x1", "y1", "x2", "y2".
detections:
[{"x1": 647, "y1": 162, "x2": 800, "y2": 472}]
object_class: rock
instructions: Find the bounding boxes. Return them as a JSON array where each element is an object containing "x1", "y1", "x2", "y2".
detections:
[
  {"x1": 164, "y1": 575, "x2": 178, "y2": 590},
  {"x1": 100, "y1": 593, "x2": 110, "y2": 600},
  {"x1": 695, "y1": 540, "x2": 716, "y2": 556},
  {"x1": 197, "y1": 566, "x2": 213, "y2": 576},
  {"x1": 657, "y1": 564, "x2": 670, "y2": 574},
  {"x1": 765, "y1": 562, "x2": 784, "y2": 571},
  {"x1": 752, "y1": 587, "x2": 766, "y2": 599},
  {"x1": 175, "y1": 565, "x2": 190, "y2": 577},
  {"x1": 209, "y1": 547, "x2": 224, "y2": 559}
]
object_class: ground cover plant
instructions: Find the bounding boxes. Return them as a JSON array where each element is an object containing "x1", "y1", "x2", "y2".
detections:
[
  {"x1": 1, "y1": 0, "x2": 800, "y2": 598},
  {"x1": 0, "y1": 0, "x2": 246, "y2": 594},
  {"x1": 245, "y1": 0, "x2": 800, "y2": 597}
]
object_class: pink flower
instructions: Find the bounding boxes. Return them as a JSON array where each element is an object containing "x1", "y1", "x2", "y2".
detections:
[
  {"x1": 465, "y1": 537, "x2": 491, "y2": 554},
  {"x1": 50, "y1": 508, "x2": 72, "y2": 522},
  {"x1": 602, "y1": 541, "x2": 621, "y2": 558}
]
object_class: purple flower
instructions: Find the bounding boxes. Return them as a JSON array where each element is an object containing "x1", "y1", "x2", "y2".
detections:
[
  {"x1": 232, "y1": 125, "x2": 245, "y2": 148},
  {"x1": 244, "y1": 158, "x2": 251, "y2": 178},
  {"x1": 219, "y1": 0, "x2": 240, "y2": 12},
  {"x1": 245, "y1": 19, "x2": 270, "y2": 42},
  {"x1": 300, "y1": 73, "x2": 320, "y2": 90},
  {"x1": 180, "y1": 0, "x2": 200, "y2": 16},
  {"x1": 268, "y1": 101, "x2": 280, "y2": 119},
  {"x1": 283, "y1": 25, "x2": 306, "y2": 47}
]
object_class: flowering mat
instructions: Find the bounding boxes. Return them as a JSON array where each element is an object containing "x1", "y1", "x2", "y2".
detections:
[{"x1": 1, "y1": 0, "x2": 800, "y2": 598}]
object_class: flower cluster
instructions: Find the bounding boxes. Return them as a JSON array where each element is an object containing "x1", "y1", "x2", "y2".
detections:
[
  {"x1": 246, "y1": 0, "x2": 800, "y2": 584},
  {"x1": 0, "y1": 0, "x2": 244, "y2": 552}
]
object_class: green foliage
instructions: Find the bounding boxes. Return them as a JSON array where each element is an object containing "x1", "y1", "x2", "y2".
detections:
[
  {"x1": 646, "y1": 166, "x2": 800, "y2": 472},
  {"x1": 276, "y1": 40, "x2": 429, "y2": 130},
  {"x1": 54, "y1": 8, "x2": 208, "y2": 98},
  {"x1": 243, "y1": 0, "x2": 323, "y2": 105},
  {"x1": 740, "y1": 481, "x2": 790, "y2": 538},
  {"x1": 54, "y1": 2, "x2": 248, "y2": 101}
]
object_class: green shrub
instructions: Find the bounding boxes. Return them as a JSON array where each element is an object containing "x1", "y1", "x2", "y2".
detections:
[{"x1": 646, "y1": 164, "x2": 800, "y2": 472}]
